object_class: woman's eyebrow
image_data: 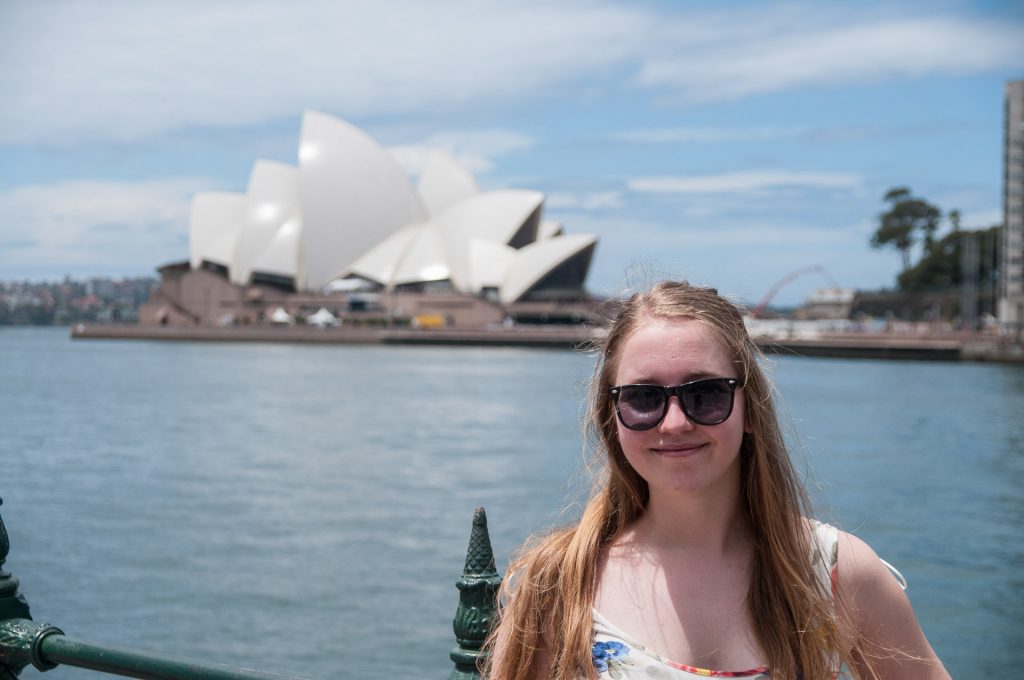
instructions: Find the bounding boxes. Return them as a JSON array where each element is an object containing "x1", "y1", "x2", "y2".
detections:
[{"x1": 624, "y1": 371, "x2": 722, "y2": 384}]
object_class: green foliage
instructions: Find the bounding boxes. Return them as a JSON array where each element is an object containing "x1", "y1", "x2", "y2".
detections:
[
  {"x1": 871, "y1": 187, "x2": 942, "y2": 271},
  {"x1": 883, "y1": 186, "x2": 911, "y2": 203},
  {"x1": 870, "y1": 187, "x2": 1003, "y2": 294},
  {"x1": 898, "y1": 225, "x2": 1000, "y2": 291},
  {"x1": 0, "y1": 303, "x2": 56, "y2": 325},
  {"x1": 949, "y1": 209, "x2": 962, "y2": 232}
]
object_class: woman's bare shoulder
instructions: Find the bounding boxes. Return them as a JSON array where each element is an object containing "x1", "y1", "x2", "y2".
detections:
[{"x1": 834, "y1": 530, "x2": 951, "y2": 680}]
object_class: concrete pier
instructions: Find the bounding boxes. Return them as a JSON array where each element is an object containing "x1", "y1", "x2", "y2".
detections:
[
  {"x1": 757, "y1": 331, "x2": 1023, "y2": 362},
  {"x1": 69, "y1": 323, "x2": 1024, "y2": 362},
  {"x1": 70, "y1": 323, "x2": 600, "y2": 349}
]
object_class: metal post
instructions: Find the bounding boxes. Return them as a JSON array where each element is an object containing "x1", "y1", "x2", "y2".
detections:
[
  {"x1": 0, "y1": 498, "x2": 63, "y2": 679},
  {"x1": 0, "y1": 501, "x2": 31, "y2": 625},
  {"x1": 961, "y1": 232, "x2": 979, "y2": 330},
  {"x1": 449, "y1": 508, "x2": 502, "y2": 680}
]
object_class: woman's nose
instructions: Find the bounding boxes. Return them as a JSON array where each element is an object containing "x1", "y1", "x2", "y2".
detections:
[{"x1": 658, "y1": 396, "x2": 695, "y2": 432}]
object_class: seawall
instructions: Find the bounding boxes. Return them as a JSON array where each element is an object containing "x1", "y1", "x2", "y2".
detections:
[
  {"x1": 70, "y1": 323, "x2": 598, "y2": 349},
  {"x1": 69, "y1": 323, "x2": 1024, "y2": 362}
]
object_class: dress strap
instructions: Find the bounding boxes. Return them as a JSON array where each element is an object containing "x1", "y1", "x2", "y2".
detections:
[
  {"x1": 879, "y1": 558, "x2": 909, "y2": 590},
  {"x1": 808, "y1": 520, "x2": 839, "y2": 596},
  {"x1": 809, "y1": 520, "x2": 909, "y2": 592}
]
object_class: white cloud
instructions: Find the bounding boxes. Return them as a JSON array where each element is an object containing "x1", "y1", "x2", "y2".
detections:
[
  {"x1": 636, "y1": 15, "x2": 1024, "y2": 103},
  {"x1": 0, "y1": 0, "x2": 644, "y2": 145},
  {"x1": 545, "y1": 191, "x2": 624, "y2": 211},
  {"x1": 2, "y1": 3, "x2": 1020, "y2": 145},
  {"x1": 614, "y1": 127, "x2": 806, "y2": 144},
  {"x1": 0, "y1": 178, "x2": 218, "y2": 274},
  {"x1": 628, "y1": 171, "x2": 862, "y2": 194},
  {"x1": 389, "y1": 129, "x2": 534, "y2": 176}
]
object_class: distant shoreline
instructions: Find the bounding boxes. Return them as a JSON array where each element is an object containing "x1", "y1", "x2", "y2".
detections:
[
  {"x1": 68, "y1": 323, "x2": 1024, "y2": 363},
  {"x1": 70, "y1": 322, "x2": 599, "y2": 349}
]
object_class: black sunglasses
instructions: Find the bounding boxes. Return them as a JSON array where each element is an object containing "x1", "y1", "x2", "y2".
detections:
[{"x1": 609, "y1": 377, "x2": 742, "y2": 430}]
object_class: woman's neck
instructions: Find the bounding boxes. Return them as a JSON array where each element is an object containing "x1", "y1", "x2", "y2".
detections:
[{"x1": 633, "y1": 478, "x2": 750, "y2": 555}]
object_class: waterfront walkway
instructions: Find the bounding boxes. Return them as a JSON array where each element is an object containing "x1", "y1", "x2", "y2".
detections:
[{"x1": 69, "y1": 323, "x2": 1024, "y2": 362}]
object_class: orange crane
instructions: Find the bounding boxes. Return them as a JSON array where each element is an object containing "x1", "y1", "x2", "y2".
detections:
[{"x1": 750, "y1": 265, "x2": 841, "y2": 318}]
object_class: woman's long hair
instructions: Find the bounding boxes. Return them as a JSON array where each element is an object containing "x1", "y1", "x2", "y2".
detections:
[{"x1": 484, "y1": 281, "x2": 857, "y2": 680}]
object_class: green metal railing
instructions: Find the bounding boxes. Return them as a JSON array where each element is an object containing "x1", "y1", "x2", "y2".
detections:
[{"x1": 0, "y1": 500, "x2": 501, "y2": 680}]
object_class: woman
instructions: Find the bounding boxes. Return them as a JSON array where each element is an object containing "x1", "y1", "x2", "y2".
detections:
[{"x1": 486, "y1": 281, "x2": 949, "y2": 680}]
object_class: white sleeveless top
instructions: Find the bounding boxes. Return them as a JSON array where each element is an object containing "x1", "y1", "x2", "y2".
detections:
[{"x1": 591, "y1": 521, "x2": 840, "y2": 679}]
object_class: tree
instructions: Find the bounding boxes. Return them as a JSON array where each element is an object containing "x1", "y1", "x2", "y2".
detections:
[
  {"x1": 898, "y1": 224, "x2": 1000, "y2": 292},
  {"x1": 871, "y1": 187, "x2": 942, "y2": 272}
]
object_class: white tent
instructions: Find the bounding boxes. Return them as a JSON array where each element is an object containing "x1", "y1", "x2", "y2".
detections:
[
  {"x1": 270, "y1": 307, "x2": 294, "y2": 325},
  {"x1": 307, "y1": 307, "x2": 339, "y2": 328}
]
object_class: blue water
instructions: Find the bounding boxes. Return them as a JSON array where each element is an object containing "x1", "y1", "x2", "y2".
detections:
[{"x1": 1, "y1": 327, "x2": 1021, "y2": 678}]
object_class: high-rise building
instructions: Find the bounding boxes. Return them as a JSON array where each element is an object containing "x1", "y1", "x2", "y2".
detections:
[{"x1": 1000, "y1": 80, "x2": 1024, "y2": 326}]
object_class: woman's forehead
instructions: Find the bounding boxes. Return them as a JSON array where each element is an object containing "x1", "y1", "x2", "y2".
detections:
[{"x1": 613, "y1": 317, "x2": 734, "y2": 381}]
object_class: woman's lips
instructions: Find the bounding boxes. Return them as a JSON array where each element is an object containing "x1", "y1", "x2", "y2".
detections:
[{"x1": 651, "y1": 442, "x2": 705, "y2": 456}]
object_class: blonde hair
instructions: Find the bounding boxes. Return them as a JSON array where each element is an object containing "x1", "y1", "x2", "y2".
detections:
[{"x1": 485, "y1": 281, "x2": 862, "y2": 680}]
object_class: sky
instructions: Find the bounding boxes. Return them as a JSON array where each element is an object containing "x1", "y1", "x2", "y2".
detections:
[{"x1": 1, "y1": 0, "x2": 1022, "y2": 306}]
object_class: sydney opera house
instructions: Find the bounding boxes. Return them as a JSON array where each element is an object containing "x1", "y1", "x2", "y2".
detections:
[{"x1": 141, "y1": 111, "x2": 600, "y2": 329}]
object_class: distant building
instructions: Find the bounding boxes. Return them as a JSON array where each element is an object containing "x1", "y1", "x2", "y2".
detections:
[
  {"x1": 85, "y1": 277, "x2": 115, "y2": 300},
  {"x1": 795, "y1": 287, "x2": 855, "y2": 320},
  {"x1": 0, "y1": 276, "x2": 154, "y2": 325},
  {"x1": 850, "y1": 289, "x2": 961, "y2": 322},
  {"x1": 143, "y1": 111, "x2": 600, "y2": 328},
  {"x1": 1000, "y1": 80, "x2": 1024, "y2": 326}
]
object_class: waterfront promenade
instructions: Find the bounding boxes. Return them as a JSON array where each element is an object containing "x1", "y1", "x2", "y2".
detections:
[{"x1": 70, "y1": 322, "x2": 1024, "y2": 362}]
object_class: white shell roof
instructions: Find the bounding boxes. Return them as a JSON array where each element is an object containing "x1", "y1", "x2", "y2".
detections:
[
  {"x1": 297, "y1": 110, "x2": 427, "y2": 290},
  {"x1": 391, "y1": 223, "x2": 450, "y2": 285},
  {"x1": 189, "y1": 191, "x2": 245, "y2": 268},
  {"x1": 183, "y1": 111, "x2": 595, "y2": 299},
  {"x1": 345, "y1": 223, "x2": 421, "y2": 285},
  {"x1": 469, "y1": 239, "x2": 515, "y2": 291},
  {"x1": 500, "y1": 234, "x2": 597, "y2": 304},
  {"x1": 538, "y1": 220, "x2": 564, "y2": 240},
  {"x1": 346, "y1": 221, "x2": 451, "y2": 287},
  {"x1": 251, "y1": 217, "x2": 301, "y2": 280},
  {"x1": 232, "y1": 160, "x2": 300, "y2": 285},
  {"x1": 435, "y1": 190, "x2": 544, "y2": 289},
  {"x1": 416, "y1": 150, "x2": 480, "y2": 217}
]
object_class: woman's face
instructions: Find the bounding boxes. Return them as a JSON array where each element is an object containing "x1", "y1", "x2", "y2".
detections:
[{"x1": 611, "y1": 316, "x2": 746, "y2": 499}]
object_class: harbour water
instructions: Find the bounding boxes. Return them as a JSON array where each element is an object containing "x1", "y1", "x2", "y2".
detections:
[{"x1": 1, "y1": 327, "x2": 1022, "y2": 678}]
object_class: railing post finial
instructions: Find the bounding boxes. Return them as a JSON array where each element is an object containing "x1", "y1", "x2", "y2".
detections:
[{"x1": 448, "y1": 507, "x2": 502, "y2": 680}]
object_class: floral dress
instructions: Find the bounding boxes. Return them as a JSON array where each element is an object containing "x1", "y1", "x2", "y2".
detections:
[{"x1": 591, "y1": 521, "x2": 840, "y2": 679}]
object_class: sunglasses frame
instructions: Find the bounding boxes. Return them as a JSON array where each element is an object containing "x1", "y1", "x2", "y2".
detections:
[{"x1": 609, "y1": 377, "x2": 742, "y2": 430}]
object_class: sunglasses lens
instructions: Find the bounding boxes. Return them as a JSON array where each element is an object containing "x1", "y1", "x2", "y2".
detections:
[
  {"x1": 616, "y1": 385, "x2": 666, "y2": 430},
  {"x1": 614, "y1": 379, "x2": 737, "y2": 430},
  {"x1": 680, "y1": 379, "x2": 734, "y2": 425}
]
